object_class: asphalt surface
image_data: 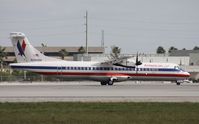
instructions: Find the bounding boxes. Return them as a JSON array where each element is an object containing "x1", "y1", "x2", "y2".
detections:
[{"x1": 0, "y1": 81, "x2": 199, "y2": 102}]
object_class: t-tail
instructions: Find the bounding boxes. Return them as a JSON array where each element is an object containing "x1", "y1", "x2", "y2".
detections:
[{"x1": 10, "y1": 32, "x2": 58, "y2": 63}]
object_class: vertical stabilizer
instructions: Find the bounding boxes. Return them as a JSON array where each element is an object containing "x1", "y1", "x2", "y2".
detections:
[{"x1": 10, "y1": 32, "x2": 58, "y2": 63}]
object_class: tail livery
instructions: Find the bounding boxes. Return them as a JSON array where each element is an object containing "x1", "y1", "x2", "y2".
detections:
[{"x1": 10, "y1": 32, "x2": 58, "y2": 63}]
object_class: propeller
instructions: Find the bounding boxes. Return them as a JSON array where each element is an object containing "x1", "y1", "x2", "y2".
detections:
[
  {"x1": 135, "y1": 52, "x2": 142, "y2": 66},
  {"x1": 112, "y1": 53, "x2": 142, "y2": 68}
]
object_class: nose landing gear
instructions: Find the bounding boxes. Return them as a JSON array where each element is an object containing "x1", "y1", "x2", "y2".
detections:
[
  {"x1": 176, "y1": 80, "x2": 184, "y2": 85},
  {"x1": 176, "y1": 82, "x2": 181, "y2": 85}
]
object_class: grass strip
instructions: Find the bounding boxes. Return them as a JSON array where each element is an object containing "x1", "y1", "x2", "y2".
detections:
[{"x1": 0, "y1": 102, "x2": 199, "y2": 124}]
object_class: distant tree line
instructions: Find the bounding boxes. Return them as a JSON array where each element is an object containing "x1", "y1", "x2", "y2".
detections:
[{"x1": 156, "y1": 46, "x2": 199, "y2": 54}]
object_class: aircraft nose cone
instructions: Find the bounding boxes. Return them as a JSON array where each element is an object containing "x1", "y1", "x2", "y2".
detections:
[{"x1": 185, "y1": 72, "x2": 190, "y2": 77}]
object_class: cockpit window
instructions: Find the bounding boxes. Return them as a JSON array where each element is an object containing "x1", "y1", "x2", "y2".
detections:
[
  {"x1": 174, "y1": 66, "x2": 179, "y2": 70},
  {"x1": 174, "y1": 66, "x2": 183, "y2": 71}
]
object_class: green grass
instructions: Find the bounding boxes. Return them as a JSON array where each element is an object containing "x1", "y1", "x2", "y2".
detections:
[{"x1": 0, "y1": 102, "x2": 199, "y2": 124}]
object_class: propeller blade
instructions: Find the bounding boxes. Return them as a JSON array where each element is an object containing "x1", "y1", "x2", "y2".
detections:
[
  {"x1": 135, "y1": 52, "x2": 142, "y2": 66},
  {"x1": 136, "y1": 52, "x2": 138, "y2": 63}
]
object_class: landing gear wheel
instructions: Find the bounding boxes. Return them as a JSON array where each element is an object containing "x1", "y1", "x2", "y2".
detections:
[
  {"x1": 107, "y1": 80, "x2": 114, "y2": 85},
  {"x1": 100, "y1": 82, "x2": 107, "y2": 85},
  {"x1": 176, "y1": 82, "x2": 181, "y2": 85}
]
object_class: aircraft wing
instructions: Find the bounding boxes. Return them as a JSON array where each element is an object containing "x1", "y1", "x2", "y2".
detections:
[{"x1": 100, "y1": 55, "x2": 135, "y2": 66}]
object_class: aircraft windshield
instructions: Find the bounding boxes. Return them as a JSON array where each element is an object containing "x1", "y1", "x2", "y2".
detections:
[{"x1": 174, "y1": 66, "x2": 183, "y2": 71}]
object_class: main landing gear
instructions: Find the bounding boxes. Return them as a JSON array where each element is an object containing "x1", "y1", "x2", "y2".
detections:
[
  {"x1": 100, "y1": 81, "x2": 107, "y2": 85},
  {"x1": 100, "y1": 78, "x2": 116, "y2": 86},
  {"x1": 100, "y1": 80, "x2": 114, "y2": 85},
  {"x1": 101, "y1": 77, "x2": 117, "y2": 86}
]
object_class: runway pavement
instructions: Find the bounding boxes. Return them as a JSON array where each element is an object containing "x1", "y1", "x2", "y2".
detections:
[{"x1": 0, "y1": 81, "x2": 199, "y2": 102}]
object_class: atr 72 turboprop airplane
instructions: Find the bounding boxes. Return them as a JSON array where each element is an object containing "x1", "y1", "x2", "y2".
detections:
[{"x1": 9, "y1": 32, "x2": 190, "y2": 85}]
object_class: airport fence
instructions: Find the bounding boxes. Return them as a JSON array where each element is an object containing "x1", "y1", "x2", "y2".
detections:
[
  {"x1": 0, "y1": 75, "x2": 70, "y2": 82},
  {"x1": 0, "y1": 75, "x2": 198, "y2": 83},
  {"x1": 0, "y1": 69, "x2": 68, "y2": 82},
  {"x1": 0, "y1": 68, "x2": 199, "y2": 83}
]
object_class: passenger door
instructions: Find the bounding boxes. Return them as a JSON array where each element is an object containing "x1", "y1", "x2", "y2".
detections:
[{"x1": 57, "y1": 66, "x2": 63, "y2": 76}]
